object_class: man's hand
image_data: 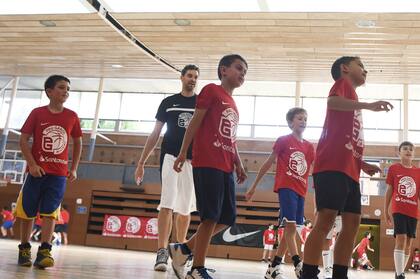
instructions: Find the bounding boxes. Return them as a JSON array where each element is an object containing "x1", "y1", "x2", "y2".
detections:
[
  {"x1": 173, "y1": 153, "x2": 187, "y2": 173},
  {"x1": 134, "y1": 164, "x2": 145, "y2": 185},
  {"x1": 367, "y1": 101, "x2": 393, "y2": 112},
  {"x1": 68, "y1": 169, "x2": 77, "y2": 182},
  {"x1": 235, "y1": 165, "x2": 247, "y2": 184},
  {"x1": 362, "y1": 162, "x2": 381, "y2": 176},
  {"x1": 245, "y1": 186, "x2": 256, "y2": 201}
]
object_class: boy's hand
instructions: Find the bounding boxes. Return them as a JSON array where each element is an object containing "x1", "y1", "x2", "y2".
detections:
[
  {"x1": 173, "y1": 153, "x2": 186, "y2": 173},
  {"x1": 134, "y1": 164, "x2": 145, "y2": 185},
  {"x1": 235, "y1": 165, "x2": 247, "y2": 184},
  {"x1": 367, "y1": 101, "x2": 393, "y2": 112},
  {"x1": 362, "y1": 162, "x2": 381, "y2": 176},
  {"x1": 245, "y1": 186, "x2": 256, "y2": 201},
  {"x1": 385, "y1": 211, "x2": 393, "y2": 226},
  {"x1": 28, "y1": 164, "x2": 45, "y2": 177},
  {"x1": 68, "y1": 169, "x2": 77, "y2": 182}
]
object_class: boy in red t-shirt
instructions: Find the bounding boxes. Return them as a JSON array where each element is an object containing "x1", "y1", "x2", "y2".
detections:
[
  {"x1": 262, "y1": 224, "x2": 276, "y2": 262},
  {"x1": 1, "y1": 206, "x2": 15, "y2": 238},
  {"x1": 16, "y1": 75, "x2": 82, "y2": 268},
  {"x1": 246, "y1": 107, "x2": 315, "y2": 278},
  {"x1": 301, "y1": 56, "x2": 393, "y2": 279},
  {"x1": 412, "y1": 248, "x2": 420, "y2": 272},
  {"x1": 169, "y1": 54, "x2": 248, "y2": 279},
  {"x1": 384, "y1": 141, "x2": 420, "y2": 279},
  {"x1": 352, "y1": 231, "x2": 375, "y2": 270}
]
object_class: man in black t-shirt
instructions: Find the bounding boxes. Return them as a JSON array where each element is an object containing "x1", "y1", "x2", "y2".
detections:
[{"x1": 135, "y1": 65, "x2": 199, "y2": 272}]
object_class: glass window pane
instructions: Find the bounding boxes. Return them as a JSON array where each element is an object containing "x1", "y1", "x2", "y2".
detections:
[
  {"x1": 408, "y1": 131, "x2": 420, "y2": 144},
  {"x1": 79, "y1": 92, "x2": 97, "y2": 118},
  {"x1": 98, "y1": 120, "x2": 116, "y2": 131},
  {"x1": 254, "y1": 126, "x2": 290, "y2": 139},
  {"x1": 237, "y1": 125, "x2": 251, "y2": 138},
  {"x1": 233, "y1": 96, "x2": 254, "y2": 124},
  {"x1": 80, "y1": 119, "x2": 93, "y2": 130},
  {"x1": 99, "y1": 93, "x2": 121, "y2": 119},
  {"x1": 10, "y1": 90, "x2": 42, "y2": 129},
  {"x1": 361, "y1": 99, "x2": 401, "y2": 129},
  {"x1": 254, "y1": 97, "x2": 295, "y2": 125},
  {"x1": 408, "y1": 100, "x2": 420, "y2": 130},
  {"x1": 364, "y1": 129, "x2": 399, "y2": 143},
  {"x1": 303, "y1": 127, "x2": 322, "y2": 141},
  {"x1": 358, "y1": 84, "x2": 403, "y2": 100},
  {"x1": 120, "y1": 93, "x2": 164, "y2": 121},
  {"x1": 301, "y1": 82, "x2": 331, "y2": 98},
  {"x1": 301, "y1": 98, "x2": 327, "y2": 127}
]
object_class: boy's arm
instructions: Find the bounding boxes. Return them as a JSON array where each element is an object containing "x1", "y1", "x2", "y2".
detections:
[
  {"x1": 361, "y1": 161, "x2": 381, "y2": 176},
  {"x1": 173, "y1": 108, "x2": 207, "y2": 172},
  {"x1": 134, "y1": 121, "x2": 164, "y2": 184},
  {"x1": 19, "y1": 133, "x2": 45, "y2": 177},
  {"x1": 245, "y1": 151, "x2": 276, "y2": 201},
  {"x1": 68, "y1": 137, "x2": 82, "y2": 182},
  {"x1": 384, "y1": 184, "x2": 393, "y2": 226},
  {"x1": 352, "y1": 242, "x2": 360, "y2": 253},
  {"x1": 328, "y1": 96, "x2": 393, "y2": 112},
  {"x1": 234, "y1": 144, "x2": 247, "y2": 184}
]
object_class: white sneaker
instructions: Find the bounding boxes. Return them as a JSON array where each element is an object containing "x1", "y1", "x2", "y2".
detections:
[
  {"x1": 294, "y1": 261, "x2": 303, "y2": 278},
  {"x1": 324, "y1": 266, "x2": 333, "y2": 279},
  {"x1": 265, "y1": 263, "x2": 286, "y2": 279},
  {"x1": 168, "y1": 243, "x2": 192, "y2": 279}
]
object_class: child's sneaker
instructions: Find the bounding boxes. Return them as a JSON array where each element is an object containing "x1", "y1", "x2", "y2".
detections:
[
  {"x1": 186, "y1": 267, "x2": 214, "y2": 279},
  {"x1": 265, "y1": 263, "x2": 286, "y2": 279},
  {"x1": 33, "y1": 243, "x2": 54, "y2": 269},
  {"x1": 168, "y1": 243, "x2": 193, "y2": 278},
  {"x1": 154, "y1": 248, "x2": 169, "y2": 271},
  {"x1": 295, "y1": 261, "x2": 303, "y2": 278},
  {"x1": 18, "y1": 243, "x2": 32, "y2": 267}
]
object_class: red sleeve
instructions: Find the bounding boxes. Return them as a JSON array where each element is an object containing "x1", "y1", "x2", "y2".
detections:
[
  {"x1": 71, "y1": 113, "x2": 82, "y2": 138},
  {"x1": 196, "y1": 84, "x2": 216, "y2": 110},
  {"x1": 329, "y1": 79, "x2": 353, "y2": 99},
  {"x1": 21, "y1": 108, "x2": 37, "y2": 135},
  {"x1": 386, "y1": 165, "x2": 394, "y2": 186},
  {"x1": 273, "y1": 137, "x2": 285, "y2": 155}
]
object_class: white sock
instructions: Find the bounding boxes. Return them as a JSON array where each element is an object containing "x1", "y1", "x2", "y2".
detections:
[
  {"x1": 329, "y1": 249, "x2": 334, "y2": 269},
  {"x1": 394, "y1": 249, "x2": 405, "y2": 276},
  {"x1": 322, "y1": 250, "x2": 333, "y2": 277},
  {"x1": 404, "y1": 254, "x2": 410, "y2": 271}
]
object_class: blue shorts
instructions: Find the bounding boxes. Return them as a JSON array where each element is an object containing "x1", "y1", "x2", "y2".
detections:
[
  {"x1": 15, "y1": 174, "x2": 66, "y2": 220},
  {"x1": 193, "y1": 167, "x2": 236, "y2": 226},
  {"x1": 2, "y1": 220, "x2": 13, "y2": 229},
  {"x1": 278, "y1": 188, "x2": 304, "y2": 226}
]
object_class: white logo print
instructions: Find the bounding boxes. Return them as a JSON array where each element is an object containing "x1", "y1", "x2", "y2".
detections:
[
  {"x1": 126, "y1": 217, "x2": 141, "y2": 234},
  {"x1": 219, "y1": 108, "x2": 238, "y2": 141},
  {"x1": 106, "y1": 216, "x2": 121, "y2": 233},
  {"x1": 222, "y1": 227, "x2": 260, "y2": 242},
  {"x1": 398, "y1": 176, "x2": 416, "y2": 198},
  {"x1": 40, "y1": 122, "x2": 49, "y2": 126},
  {"x1": 222, "y1": 101, "x2": 230, "y2": 105},
  {"x1": 42, "y1": 125, "x2": 67, "y2": 155},
  {"x1": 146, "y1": 218, "x2": 158, "y2": 235},
  {"x1": 178, "y1": 112, "x2": 193, "y2": 128},
  {"x1": 287, "y1": 151, "x2": 307, "y2": 176},
  {"x1": 352, "y1": 110, "x2": 364, "y2": 148},
  {"x1": 173, "y1": 104, "x2": 180, "y2": 107}
]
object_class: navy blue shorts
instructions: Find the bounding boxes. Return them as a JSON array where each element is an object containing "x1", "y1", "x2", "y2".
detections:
[
  {"x1": 2, "y1": 220, "x2": 13, "y2": 229},
  {"x1": 278, "y1": 188, "x2": 304, "y2": 226},
  {"x1": 193, "y1": 167, "x2": 236, "y2": 226},
  {"x1": 16, "y1": 174, "x2": 67, "y2": 220}
]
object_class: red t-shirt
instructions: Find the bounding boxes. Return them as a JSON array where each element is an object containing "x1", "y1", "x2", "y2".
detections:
[
  {"x1": 35, "y1": 214, "x2": 42, "y2": 226},
  {"x1": 2, "y1": 210, "x2": 14, "y2": 221},
  {"x1": 386, "y1": 163, "x2": 420, "y2": 219},
  {"x1": 357, "y1": 237, "x2": 369, "y2": 254},
  {"x1": 192, "y1": 84, "x2": 239, "y2": 173},
  {"x1": 413, "y1": 254, "x2": 420, "y2": 263},
  {"x1": 278, "y1": 228, "x2": 284, "y2": 240},
  {"x1": 263, "y1": 229, "x2": 276, "y2": 245},
  {"x1": 61, "y1": 209, "x2": 70, "y2": 224},
  {"x1": 273, "y1": 134, "x2": 315, "y2": 197},
  {"x1": 301, "y1": 226, "x2": 312, "y2": 243},
  {"x1": 313, "y1": 78, "x2": 364, "y2": 183},
  {"x1": 21, "y1": 106, "x2": 82, "y2": 176}
]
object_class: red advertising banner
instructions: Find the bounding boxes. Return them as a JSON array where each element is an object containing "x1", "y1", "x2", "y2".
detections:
[{"x1": 102, "y1": 215, "x2": 158, "y2": 239}]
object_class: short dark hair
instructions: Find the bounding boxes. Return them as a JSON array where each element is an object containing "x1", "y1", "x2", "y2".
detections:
[
  {"x1": 286, "y1": 107, "x2": 307, "y2": 127},
  {"x1": 3, "y1": 205, "x2": 10, "y2": 211},
  {"x1": 364, "y1": 231, "x2": 371, "y2": 238},
  {"x1": 217, "y1": 54, "x2": 248, "y2": 80},
  {"x1": 181, "y1": 64, "x2": 199, "y2": 76},
  {"x1": 331, "y1": 56, "x2": 360, "y2": 81},
  {"x1": 304, "y1": 220, "x2": 312, "y2": 226},
  {"x1": 399, "y1": 141, "x2": 414, "y2": 151},
  {"x1": 62, "y1": 204, "x2": 68, "y2": 210},
  {"x1": 44, "y1": 75, "x2": 70, "y2": 93}
]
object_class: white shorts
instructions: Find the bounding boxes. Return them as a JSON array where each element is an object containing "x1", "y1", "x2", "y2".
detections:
[
  {"x1": 157, "y1": 154, "x2": 196, "y2": 215},
  {"x1": 264, "y1": 244, "x2": 274, "y2": 251},
  {"x1": 327, "y1": 215, "x2": 342, "y2": 240}
]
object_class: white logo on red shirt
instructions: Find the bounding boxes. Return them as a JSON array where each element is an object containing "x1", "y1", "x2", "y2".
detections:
[
  {"x1": 106, "y1": 216, "x2": 122, "y2": 233},
  {"x1": 398, "y1": 176, "x2": 416, "y2": 198},
  {"x1": 219, "y1": 108, "x2": 238, "y2": 141},
  {"x1": 352, "y1": 110, "x2": 364, "y2": 148},
  {"x1": 42, "y1": 125, "x2": 67, "y2": 155},
  {"x1": 126, "y1": 217, "x2": 141, "y2": 234},
  {"x1": 178, "y1": 112, "x2": 193, "y2": 128},
  {"x1": 287, "y1": 151, "x2": 307, "y2": 176},
  {"x1": 146, "y1": 218, "x2": 158, "y2": 235}
]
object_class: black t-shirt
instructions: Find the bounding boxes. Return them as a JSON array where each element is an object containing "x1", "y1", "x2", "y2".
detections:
[{"x1": 155, "y1": 93, "x2": 196, "y2": 159}]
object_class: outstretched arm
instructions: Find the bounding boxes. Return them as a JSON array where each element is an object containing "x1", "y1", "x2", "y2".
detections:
[{"x1": 245, "y1": 151, "x2": 276, "y2": 201}]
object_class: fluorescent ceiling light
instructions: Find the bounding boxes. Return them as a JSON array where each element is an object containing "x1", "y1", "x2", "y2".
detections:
[
  {"x1": 103, "y1": 0, "x2": 260, "y2": 12},
  {"x1": 0, "y1": 0, "x2": 92, "y2": 15},
  {"x1": 267, "y1": 0, "x2": 420, "y2": 13}
]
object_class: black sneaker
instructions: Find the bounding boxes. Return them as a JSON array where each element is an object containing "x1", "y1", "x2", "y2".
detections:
[
  {"x1": 154, "y1": 248, "x2": 169, "y2": 272},
  {"x1": 396, "y1": 273, "x2": 406, "y2": 279},
  {"x1": 33, "y1": 243, "x2": 54, "y2": 269},
  {"x1": 18, "y1": 243, "x2": 32, "y2": 267}
]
